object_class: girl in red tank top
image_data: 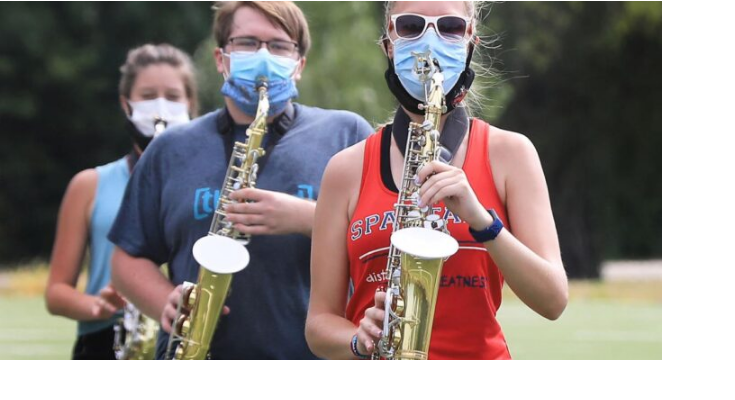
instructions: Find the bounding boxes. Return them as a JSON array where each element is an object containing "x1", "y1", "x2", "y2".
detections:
[
  {"x1": 306, "y1": 1, "x2": 567, "y2": 360},
  {"x1": 346, "y1": 120, "x2": 511, "y2": 359}
]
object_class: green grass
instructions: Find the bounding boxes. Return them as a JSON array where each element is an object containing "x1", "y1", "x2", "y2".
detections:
[
  {"x1": 498, "y1": 298, "x2": 661, "y2": 359},
  {"x1": 0, "y1": 272, "x2": 661, "y2": 360},
  {"x1": 498, "y1": 280, "x2": 661, "y2": 359},
  {"x1": 0, "y1": 296, "x2": 76, "y2": 360}
]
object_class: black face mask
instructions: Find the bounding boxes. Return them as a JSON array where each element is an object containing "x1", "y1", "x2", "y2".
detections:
[{"x1": 382, "y1": 38, "x2": 476, "y2": 115}]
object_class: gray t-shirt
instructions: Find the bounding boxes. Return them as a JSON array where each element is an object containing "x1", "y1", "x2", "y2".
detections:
[{"x1": 109, "y1": 103, "x2": 372, "y2": 359}]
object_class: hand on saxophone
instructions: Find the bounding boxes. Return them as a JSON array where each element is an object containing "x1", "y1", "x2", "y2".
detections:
[
  {"x1": 225, "y1": 187, "x2": 315, "y2": 237},
  {"x1": 91, "y1": 284, "x2": 126, "y2": 319},
  {"x1": 160, "y1": 284, "x2": 230, "y2": 334},
  {"x1": 416, "y1": 160, "x2": 492, "y2": 231},
  {"x1": 356, "y1": 290, "x2": 387, "y2": 355}
]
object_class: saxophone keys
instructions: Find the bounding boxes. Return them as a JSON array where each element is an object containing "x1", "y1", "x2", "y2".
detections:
[
  {"x1": 425, "y1": 214, "x2": 444, "y2": 230},
  {"x1": 437, "y1": 146, "x2": 452, "y2": 164},
  {"x1": 394, "y1": 296, "x2": 405, "y2": 316},
  {"x1": 175, "y1": 314, "x2": 189, "y2": 336},
  {"x1": 391, "y1": 327, "x2": 403, "y2": 349},
  {"x1": 174, "y1": 343, "x2": 186, "y2": 360},
  {"x1": 250, "y1": 163, "x2": 259, "y2": 180},
  {"x1": 183, "y1": 285, "x2": 197, "y2": 308},
  {"x1": 416, "y1": 135, "x2": 427, "y2": 148}
]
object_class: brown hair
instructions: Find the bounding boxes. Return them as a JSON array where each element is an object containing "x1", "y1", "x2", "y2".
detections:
[
  {"x1": 118, "y1": 43, "x2": 199, "y2": 116},
  {"x1": 212, "y1": 1, "x2": 311, "y2": 57}
]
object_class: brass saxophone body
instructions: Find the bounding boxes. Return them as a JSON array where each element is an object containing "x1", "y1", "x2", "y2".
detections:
[{"x1": 113, "y1": 304, "x2": 159, "y2": 360}]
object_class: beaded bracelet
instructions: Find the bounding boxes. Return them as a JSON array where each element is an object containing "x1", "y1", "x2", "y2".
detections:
[{"x1": 350, "y1": 334, "x2": 370, "y2": 359}]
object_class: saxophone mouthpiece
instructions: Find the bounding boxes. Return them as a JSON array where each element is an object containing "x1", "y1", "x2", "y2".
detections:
[
  {"x1": 153, "y1": 117, "x2": 168, "y2": 135},
  {"x1": 412, "y1": 50, "x2": 434, "y2": 83},
  {"x1": 256, "y1": 76, "x2": 268, "y2": 90}
]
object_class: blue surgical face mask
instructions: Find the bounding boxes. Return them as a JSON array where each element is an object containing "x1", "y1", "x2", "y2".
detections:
[
  {"x1": 221, "y1": 48, "x2": 299, "y2": 116},
  {"x1": 393, "y1": 28, "x2": 468, "y2": 101}
]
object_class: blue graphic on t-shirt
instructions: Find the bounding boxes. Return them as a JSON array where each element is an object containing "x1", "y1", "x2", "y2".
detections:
[
  {"x1": 296, "y1": 184, "x2": 314, "y2": 200},
  {"x1": 194, "y1": 188, "x2": 220, "y2": 220}
]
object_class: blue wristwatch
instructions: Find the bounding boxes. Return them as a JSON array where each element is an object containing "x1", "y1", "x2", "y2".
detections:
[{"x1": 468, "y1": 209, "x2": 504, "y2": 243}]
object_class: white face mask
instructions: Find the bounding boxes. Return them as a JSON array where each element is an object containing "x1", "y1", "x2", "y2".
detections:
[{"x1": 128, "y1": 97, "x2": 190, "y2": 137}]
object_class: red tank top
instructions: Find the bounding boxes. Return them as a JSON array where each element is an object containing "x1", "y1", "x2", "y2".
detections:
[{"x1": 345, "y1": 119, "x2": 511, "y2": 360}]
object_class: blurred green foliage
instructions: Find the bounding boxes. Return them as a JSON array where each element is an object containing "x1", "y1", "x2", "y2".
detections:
[{"x1": 0, "y1": 2, "x2": 661, "y2": 278}]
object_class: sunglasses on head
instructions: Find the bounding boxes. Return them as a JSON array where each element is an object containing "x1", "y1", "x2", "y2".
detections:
[{"x1": 390, "y1": 13, "x2": 471, "y2": 42}]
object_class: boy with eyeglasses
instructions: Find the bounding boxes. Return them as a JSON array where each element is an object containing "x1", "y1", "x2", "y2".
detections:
[{"x1": 109, "y1": 1, "x2": 372, "y2": 359}]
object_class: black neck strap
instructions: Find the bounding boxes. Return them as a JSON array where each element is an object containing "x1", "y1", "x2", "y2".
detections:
[
  {"x1": 216, "y1": 103, "x2": 296, "y2": 173},
  {"x1": 392, "y1": 106, "x2": 469, "y2": 163},
  {"x1": 382, "y1": 107, "x2": 470, "y2": 193}
]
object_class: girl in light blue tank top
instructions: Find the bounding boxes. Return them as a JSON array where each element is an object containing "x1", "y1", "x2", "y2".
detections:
[
  {"x1": 82, "y1": 158, "x2": 130, "y2": 336},
  {"x1": 45, "y1": 43, "x2": 198, "y2": 359}
]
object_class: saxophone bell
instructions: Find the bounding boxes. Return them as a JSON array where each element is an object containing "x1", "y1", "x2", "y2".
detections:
[
  {"x1": 385, "y1": 227, "x2": 458, "y2": 360},
  {"x1": 192, "y1": 235, "x2": 250, "y2": 275},
  {"x1": 166, "y1": 235, "x2": 250, "y2": 360}
]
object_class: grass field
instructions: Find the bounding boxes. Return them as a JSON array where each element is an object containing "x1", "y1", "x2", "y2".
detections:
[{"x1": 0, "y1": 267, "x2": 662, "y2": 360}]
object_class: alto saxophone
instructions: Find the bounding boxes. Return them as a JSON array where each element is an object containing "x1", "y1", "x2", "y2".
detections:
[
  {"x1": 374, "y1": 52, "x2": 459, "y2": 360},
  {"x1": 113, "y1": 303, "x2": 159, "y2": 360},
  {"x1": 165, "y1": 80, "x2": 271, "y2": 359}
]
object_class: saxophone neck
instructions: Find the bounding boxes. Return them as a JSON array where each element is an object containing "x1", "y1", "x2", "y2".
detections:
[
  {"x1": 256, "y1": 79, "x2": 269, "y2": 103},
  {"x1": 424, "y1": 64, "x2": 446, "y2": 127},
  {"x1": 409, "y1": 51, "x2": 445, "y2": 130},
  {"x1": 257, "y1": 79, "x2": 268, "y2": 102},
  {"x1": 246, "y1": 78, "x2": 270, "y2": 141}
]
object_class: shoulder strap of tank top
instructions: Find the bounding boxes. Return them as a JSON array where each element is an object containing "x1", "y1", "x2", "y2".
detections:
[
  {"x1": 359, "y1": 127, "x2": 384, "y2": 195},
  {"x1": 465, "y1": 118, "x2": 489, "y2": 167}
]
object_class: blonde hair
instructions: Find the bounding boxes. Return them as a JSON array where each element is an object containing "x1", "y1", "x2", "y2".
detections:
[
  {"x1": 212, "y1": 1, "x2": 311, "y2": 57},
  {"x1": 118, "y1": 43, "x2": 199, "y2": 116},
  {"x1": 384, "y1": 1, "x2": 478, "y2": 23}
]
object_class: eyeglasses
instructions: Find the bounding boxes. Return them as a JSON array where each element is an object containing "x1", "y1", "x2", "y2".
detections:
[
  {"x1": 227, "y1": 36, "x2": 299, "y2": 57},
  {"x1": 390, "y1": 13, "x2": 471, "y2": 42}
]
